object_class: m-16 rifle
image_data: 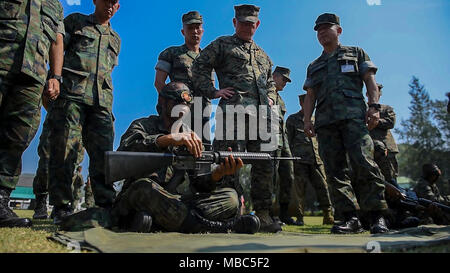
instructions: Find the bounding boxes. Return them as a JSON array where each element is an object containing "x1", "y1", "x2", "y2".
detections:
[
  {"x1": 105, "y1": 150, "x2": 302, "y2": 184},
  {"x1": 384, "y1": 181, "x2": 450, "y2": 214}
]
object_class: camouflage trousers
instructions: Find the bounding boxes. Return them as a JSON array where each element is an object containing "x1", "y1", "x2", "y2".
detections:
[
  {"x1": 316, "y1": 119, "x2": 388, "y2": 215},
  {"x1": 72, "y1": 187, "x2": 82, "y2": 211},
  {"x1": 0, "y1": 73, "x2": 43, "y2": 189},
  {"x1": 112, "y1": 178, "x2": 239, "y2": 232},
  {"x1": 272, "y1": 145, "x2": 294, "y2": 207},
  {"x1": 374, "y1": 151, "x2": 399, "y2": 183},
  {"x1": 213, "y1": 110, "x2": 275, "y2": 212},
  {"x1": 32, "y1": 113, "x2": 85, "y2": 196},
  {"x1": 290, "y1": 162, "x2": 333, "y2": 217},
  {"x1": 48, "y1": 98, "x2": 115, "y2": 207},
  {"x1": 84, "y1": 184, "x2": 95, "y2": 208}
]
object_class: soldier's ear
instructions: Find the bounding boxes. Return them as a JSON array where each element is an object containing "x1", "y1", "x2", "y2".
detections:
[
  {"x1": 232, "y1": 18, "x2": 237, "y2": 28},
  {"x1": 255, "y1": 20, "x2": 260, "y2": 29}
]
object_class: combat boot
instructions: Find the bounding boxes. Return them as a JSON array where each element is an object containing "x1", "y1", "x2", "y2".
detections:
[
  {"x1": 256, "y1": 210, "x2": 282, "y2": 233},
  {"x1": 279, "y1": 203, "x2": 295, "y2": 225},
  {"x1": 294, "y1": 216, "x2": 304, "y2": 226},
  {"x1": 330, "y1": 212, "x2": 364, "y2": 234},
  {"x1": 53, "y1": 204, "x2": 74, "y2": 225},
  {"x1": 0, "y1": 187, "x2": 32, "y2": 228},
  {"x1": 128, "y1": 211, "x2": 153, "y2": 233},
  {"x1": 322, "y1": 208, "x2": 335, "y2": 225},
  {"x1": 179, "y1": 210, "x2": 260, "y2": 234},
  {"x1": 369, "y1": 211, "x2": 389, "y2": 234},
  {"x1": 33, "y1": 194, "x2": 48, "y2": 219}
]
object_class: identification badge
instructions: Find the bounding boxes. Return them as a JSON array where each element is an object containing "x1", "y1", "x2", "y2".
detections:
[{"x1": 341, "y1": 64, "x2": 355, "y2": 73}]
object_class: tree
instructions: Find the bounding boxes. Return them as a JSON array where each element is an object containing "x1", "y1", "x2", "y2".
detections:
[{"x1": 395, "y1": 76, "x2": 448, "y2": 180}]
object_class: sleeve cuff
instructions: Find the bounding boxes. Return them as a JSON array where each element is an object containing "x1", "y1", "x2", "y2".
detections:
[
  {"x1": 359, "y1": 61, "x2": 378, "y2": 76},
  {"x1": 155, "y1": 60, "x2": 171, "y2": 73}
]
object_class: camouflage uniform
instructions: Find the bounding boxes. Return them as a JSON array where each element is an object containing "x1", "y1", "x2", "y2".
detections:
[
  {"x1": 33, "y1": 108, "x2": 85, "y2": 196},
  {"x1": 414, "y1": 177, "x2": 450, "y2": 225},
  {"x1": 286, "y1": 111, "x2": 333, "y2": 217},
  {"x1": 369, "y1": 104, "x2": 399, "y2": 183},
  {"x1": 191, "y1": 35, "x2": 277, "y2": 212},
  {"x1": 84, "y1": 180, "x2": 95, "y2": 208},
  {"x1": 112, "y1": 116, "x2": 240, "y2": 232},
  {"x1": 156, "y1": 44, "x2": 212, "y2": 142},
  {"x1": 272, "y1": 92, "x2": 294, "y2": 210},
  {"x1": 48, "y1": 13, "x2": 121, "y2": 208},
  {"x1": 304, "y1": 44, "x2": 388, "y2": 215},
  {"x1": 0, "y1": 0, "x2": 64, "y2": 190},
  {"x1": 72, "y1": 170, "x2": 84, "y2": 211}
]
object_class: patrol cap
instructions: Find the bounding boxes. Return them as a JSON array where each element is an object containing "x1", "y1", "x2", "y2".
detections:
[
  {"x1": 314, "y1": 13, "x2": 340, "y2": 31},
  {"x1": 273, "y1": 66, "x2": 292, "y2": 82},
  {"x1": 234, "y1": 4, "x2": 260, "y2": 23},
  {"x1": 160, "y1": 82, "x2": 193, "y2": 104},
  {"x1": 182, "y1": 11, "x2": 203, "y2": 25}
]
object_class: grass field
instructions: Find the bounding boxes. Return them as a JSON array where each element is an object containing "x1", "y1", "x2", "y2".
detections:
[{"x1": 0, "y1": 210, "x2": 448, "y2": 253}]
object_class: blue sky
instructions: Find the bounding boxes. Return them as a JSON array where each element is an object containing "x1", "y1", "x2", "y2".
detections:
[{"x1": 21, "y1": 0, "x2": 450, "y2": 178}]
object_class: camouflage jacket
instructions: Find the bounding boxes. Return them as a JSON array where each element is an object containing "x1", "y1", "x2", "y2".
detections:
[
  {"x1": 414, "y1": 177, "x2": 450, "y2": 206},
  {"x1": 0, "y1": 0, "x2": 64, "y2": 84},
  {"x1": 117, "y1": 115, "x2": 219, "y2": 195},
  {"x1": 72, "y1": 172, "x2": 84, "y2": 190},
  {"x1": 303, "y1": 45, "x2": 377, "y2": 129},
  {"x1": 61, "y1": 13, "x2": 121, "y2": 110},
  {"x1": 286, "y1": 111, "x2": 323, "y2": 165},
  {"x1": 369, "y1": 104, "x2": 399, "y2": 153},
  {"x1": 274, "y1": 92, "x2": 288, "y2": 148},
  {"x1": 192, "y1": 34, "x2": 277, "y2": 108}
]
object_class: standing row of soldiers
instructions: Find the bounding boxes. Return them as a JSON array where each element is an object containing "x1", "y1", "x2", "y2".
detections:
[{"x1": 0, "y1": 1, "x2": 442, "y2": 234}]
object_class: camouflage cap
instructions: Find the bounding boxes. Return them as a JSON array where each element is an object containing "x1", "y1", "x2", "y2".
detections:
[
  {"x1": 274, "y1": 66, "x2": 292, "y2": 82},
  {"x1": 182, "y1": 11, "x2": 203, "y2": 25},
  {"x1": 160, "y1": 82, "x2": 193, "y2": 104},
  {"x1": 234, "y1": 4, "x2": 260, "y2": 23},
  {"x1": 314, "y1": 13, "x2": 340, "y2": 31}
]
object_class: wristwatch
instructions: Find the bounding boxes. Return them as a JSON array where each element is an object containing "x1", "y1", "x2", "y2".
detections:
[
  {"x1": 49, "y1": 74, "x2": 63, "y2": 84},
  {"x1": 368, "y1": 103, "x2": 381, "y2": 110}
]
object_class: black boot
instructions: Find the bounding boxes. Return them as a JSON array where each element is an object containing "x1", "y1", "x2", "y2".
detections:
[
  {"x1": 53, "y1": 204, "x2": 74, "y2": 225},
  {"x1": 33, "y1": 194, "x2": 48, "y2": 219},
  {"x1": 0, "y1": 187, "x2": 32, "y2": 228},
  {"x1": 180, "y1": 210, "x2": 260, "y2": 234},
  {"x1": 128, "y1": 211, "x2": 153, "y2": 233},
  {"x1": 279, "y1": 203, "x2": 295, "y2": 225},
  {"x1": 330, "y1": 212, "x2": 364, "y2": 234},
  {"x1": 369, "y1": 211, "x2": 389, "y2": 234},
  {"x1": 256, "y1": 210, "x2": 282, "y2": 233},
  {"x1": 294, "y1": 216, "x2": 304, "y2": 226}
]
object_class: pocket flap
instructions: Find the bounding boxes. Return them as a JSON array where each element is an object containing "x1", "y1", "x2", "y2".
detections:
[
  {"x1": 63, "y1": 67, "x2": 90, "y2": 77},
  {"x1": 41, "y1": 3, "x2": 59, "y2": 25},
  {"x1": 342, "y1": 89, "x2": 364, "y2": 99},
  {"x1": 74, "y1": 29, "x2": 97, "y2": 39},
  {"x1": 309, "y1": 61, "x2": 326, "y2": 75}
]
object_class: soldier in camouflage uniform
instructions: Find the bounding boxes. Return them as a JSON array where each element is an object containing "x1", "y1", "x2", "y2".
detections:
[
  {"x1": 368, "y1": 84, "x2": 399, "y2": 185},
  {"x1": 414, "y1": 164, "x2": 450, "y2": 225},
  {"x1": 155, "y1": 11, "x2": 212, "y2": 143},
  {"x1": 48, "y1": 0, "x2": 121, "y2": 224},
  {"x1": 32, "y1": 104, "x2": 85, "y2": 219},
  {"x1": 286, "y1": 94, "x2": 334, "y2": 225},
  {"x1": 270, "y1": 66, "x2": 295, "y2": 225},
  {"x1": 302, "y1": 13, "x2": 389, "y2": 234},
  {"x1": 0, "y1": 0, "x2": 64, "y2": 228},
  {"x1": 192, "y1": 5, "x2": 280, "y2": 233},
  {"x1": 110, "y1": 82, "x2": 260, "y2": 234},
  {"x1": 71, "y1": 165, "x2": 84, "y2": 212},
  {"x1": 84, "y1": 177, "x2": 95, "y2": 209}
]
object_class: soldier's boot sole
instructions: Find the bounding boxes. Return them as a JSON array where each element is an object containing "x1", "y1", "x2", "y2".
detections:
[{"x1": 0, "y1": 217, "x2": 33, "y2": 228}]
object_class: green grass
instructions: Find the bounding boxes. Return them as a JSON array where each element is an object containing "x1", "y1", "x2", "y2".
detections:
[{"x1": 0, "y1": 210, "x2": 69, "y2": 253}]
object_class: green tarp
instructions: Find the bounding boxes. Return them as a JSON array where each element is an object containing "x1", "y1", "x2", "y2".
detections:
[{"x1": 49, "y1": 225, "x2": 450, "y2": 253}]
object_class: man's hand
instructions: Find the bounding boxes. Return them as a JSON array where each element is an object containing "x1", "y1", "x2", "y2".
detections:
[
  {"x1": 268, "y1": 98, "x2": 274, "y2": 106},
  {"x1": 212, "y1": 147, "x2": 244, "y2": 182},
  {"x1": 304, "y1": 120, "x2": 316, "y2": 137},
  {"x1": 366, "y1": 107, "x2": 380, "y2": 130},
  {"x1": 45, "y1": 78, "x2": 60, "y2": 101},
  {"x1": 215, "y1": 87, "x2": 235, "y2": 99},
  {"x1": 157, "y1": 131, "x2": 203, "y2": 158}
]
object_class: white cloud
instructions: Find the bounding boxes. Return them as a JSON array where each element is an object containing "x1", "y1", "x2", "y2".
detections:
[
  {"x1": 366, "y1": 0, "x2": 382, "y2": 6},
  {"x1": 66, "y1": 0, "x2": 81, "y2": 5}
]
